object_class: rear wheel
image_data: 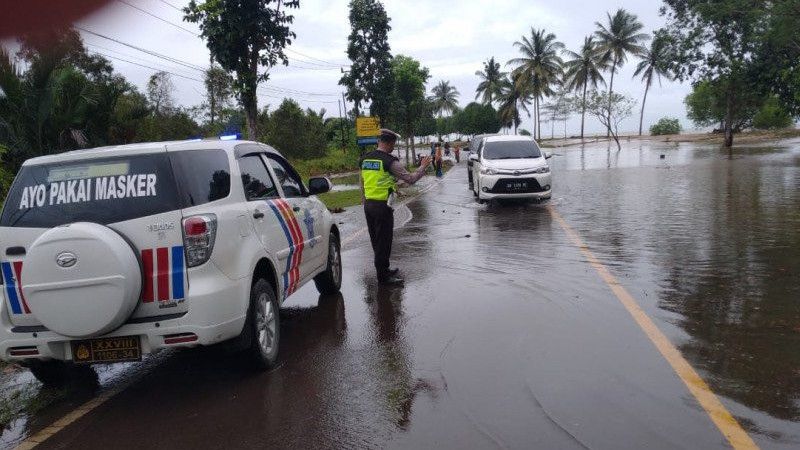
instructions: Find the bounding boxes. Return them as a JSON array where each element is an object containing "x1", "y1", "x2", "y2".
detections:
[
  {"x1": 246, "y1": 279, "x2": 280, "y2": 370},
  {"x1": 314, "y1": 232, "x2": 342, "y2": 295}
]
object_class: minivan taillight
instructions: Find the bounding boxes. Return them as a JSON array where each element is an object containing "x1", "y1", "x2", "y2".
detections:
[{"x1": 182, "y1": 214, "x2": 217, "y2": 267}]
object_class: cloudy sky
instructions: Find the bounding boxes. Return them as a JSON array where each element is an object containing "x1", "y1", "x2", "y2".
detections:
[{"x1": 55, "y1": 0, "x2": 693, "y2": 135}]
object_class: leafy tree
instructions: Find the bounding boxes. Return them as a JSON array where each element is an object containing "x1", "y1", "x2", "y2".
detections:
[
  {"x1": 518, "y1": 128, "x2": 531, "y2": 136},
  {"x1": 508, "y1": 28, "x2": 564, "y2": 140},
  {"x1": 585, "y1": 90, "x2": 636, "y2": 150},
  {"x1": 339, "y1": 0, "x2": 393, "y2": 119},
  {"x1": 594, "y1": 9, "x2": 648, "y2": 137},
  {"x1": 147, "y1": 71, "x2": 175, "y2": 116},
  {"x1": 264, "y1": 99, "x2": 327, "y2": 159},
  {"x1": 388, "y1": 55, "x2": 430, "y2": 165},
  {"x1": 660, "y1": 0, "x2": 798, "y2": 147},
  {"x1": 562, "y1": 36, "x2": 605, "y2": 139},
  {"x1": 185, "y1": 0, "x2": 300, "y2": 140},
  {"x1": 634, "y1": 32, "x2": 672, "y2": 135},
  {"x1": 752, "y1": 97, "x2": 794, "y2": 130},
  {"x1": 497, "y1": 74, "x2": 530, "y2": 134},
  {"x1": 649, "y1": 117, "x2": 681, "y2": 135},
  {"x1": 430, "y1": 80, "x2": 460, "y2": 117},
  {"x1": 204, "y1": 65, "x2": 234, "y2": 126},
  {"x1": 541, "y1": 86, "x2": 571, "y2": 139},
  {"x1": 474, "y1": 57, "x2": 506, "y2": 106},
  {"x1": 454, "y1": 102, "x2": 502, "y2": 136}
]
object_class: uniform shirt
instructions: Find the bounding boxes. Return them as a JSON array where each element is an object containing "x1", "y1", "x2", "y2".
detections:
[{"x1": 361, "y1": 149, "x2": 427, "y2": 202}]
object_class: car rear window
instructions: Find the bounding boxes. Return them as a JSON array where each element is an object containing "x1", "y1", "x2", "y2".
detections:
[
  {"x1": 483, "y1": 140, "x2": 542, "y2": 159},
  {"x1": 170, "y1": 149, "x2": 231, "y2": 206},
  {"x1": 1, "y1": 153, "x2": 182, "y2": 228}
]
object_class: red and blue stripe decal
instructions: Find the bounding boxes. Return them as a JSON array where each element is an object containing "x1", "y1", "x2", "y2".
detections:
[
  {"x1": 266, "y1": 199, "x2": 305, "y2": 298},
  {"x1": 2, "y1": 261, "x2": 30, "y2": 315},
  {"x1": 140, "y1": 246, "x2": 185, "y2": 303}
]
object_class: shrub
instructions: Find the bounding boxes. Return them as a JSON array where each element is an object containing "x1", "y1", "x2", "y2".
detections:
[
  {"x1": 650, "y1": 117, "x2": 682, "y2": 135},
  {"x1": 518, "y1": 128, "x2": 531, "y2": 136}
]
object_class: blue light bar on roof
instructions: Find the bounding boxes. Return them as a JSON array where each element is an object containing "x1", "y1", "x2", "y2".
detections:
[{"x1": 219, "y1": 133, "x2": 240, "y2": 141}]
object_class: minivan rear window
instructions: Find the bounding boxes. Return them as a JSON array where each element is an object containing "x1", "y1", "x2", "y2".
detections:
[{"x1": 1, "y1": 153, "x2": 181, "y2": 228}]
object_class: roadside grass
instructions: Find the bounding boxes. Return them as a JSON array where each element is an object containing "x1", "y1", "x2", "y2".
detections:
[
  {"x1": 291, "y1": 147, "x2": 361, "y2": 179},
  {"x1": 317, "y1": 189, "x2": 362, "y2": 211},
  {"x1": 330, "y1": 173, "x2": 360, "y2": 186},
  {"x1": 0, "y1": 372, "x2": 69, "y2": 429}
]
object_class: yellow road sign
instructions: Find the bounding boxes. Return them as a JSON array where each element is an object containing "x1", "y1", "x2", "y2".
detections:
[{"x1": 356, "y1": 116, "x2": 381, "y2": 137}]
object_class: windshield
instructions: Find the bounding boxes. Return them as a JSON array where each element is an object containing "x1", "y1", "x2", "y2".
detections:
[{"x1": 483, "y1": 140, "x2": 542, "y2": 160}]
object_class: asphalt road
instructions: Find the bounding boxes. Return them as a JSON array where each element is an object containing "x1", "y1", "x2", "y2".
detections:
[{"x1": 12, "y1": 140, "x2": 800, "y2": 449}]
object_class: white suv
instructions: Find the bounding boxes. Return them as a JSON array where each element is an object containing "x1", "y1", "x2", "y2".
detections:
[
  {"x1": 469, "y1": 135, "x2": 553, "y2": 203},
  {"x1": 0, "y1": 139, "x2": 341, "y2": 385}
]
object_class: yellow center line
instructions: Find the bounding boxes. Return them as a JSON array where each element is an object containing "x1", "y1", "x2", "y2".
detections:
[{"x1": 548, "y1": 205, "x2": 758, "y2": 450}]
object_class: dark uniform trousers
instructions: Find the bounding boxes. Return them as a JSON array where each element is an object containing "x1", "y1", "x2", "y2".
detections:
[{"x1": 363, "y1": 199, "x2": 394, "y2": 281}]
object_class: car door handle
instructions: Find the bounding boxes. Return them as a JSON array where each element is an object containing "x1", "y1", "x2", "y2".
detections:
[
  {"x1": 292, "y1": 206, "x2": 301, "y2": 212},
  {"x1": 253, "y1": 210, "x2": 264, "y2": 219}
]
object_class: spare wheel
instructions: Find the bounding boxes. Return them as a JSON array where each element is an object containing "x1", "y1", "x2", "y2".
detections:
[{"x1": 22, "y1": 222, "x2": 142, "y2": 338}]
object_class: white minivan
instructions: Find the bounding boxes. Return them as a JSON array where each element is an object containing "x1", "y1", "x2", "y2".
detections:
[{"x1": 469, "y1": 135, "x2": 553, "y2": 203}]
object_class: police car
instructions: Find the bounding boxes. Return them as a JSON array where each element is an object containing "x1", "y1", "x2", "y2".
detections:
[
  {"x1": 0, "y1": 139, "x2": 342, "y2": 385},
  {"x1": 469, "y1": 135, "x2": 553, "y2": 203}
]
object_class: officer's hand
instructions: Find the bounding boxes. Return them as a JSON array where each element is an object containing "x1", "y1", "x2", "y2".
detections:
[{"x1": 421, "y1": 156, "x2": 432, "y2": 168}]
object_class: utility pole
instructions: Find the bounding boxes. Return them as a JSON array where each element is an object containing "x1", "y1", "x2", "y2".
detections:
[{"x1": 337, "y1": 99, "x2": 346, "y2": 153}]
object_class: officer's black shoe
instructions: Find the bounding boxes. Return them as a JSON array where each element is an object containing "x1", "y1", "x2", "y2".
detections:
[
  {"x1": 387, "y1": 268, "x2": 400, "y2": 276},
  {"x1": 378, "y1": 275, "x2": 404, "y2": 285}
]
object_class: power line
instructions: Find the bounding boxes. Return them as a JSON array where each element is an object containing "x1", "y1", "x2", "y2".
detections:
[
  {"x1": 77, "y1": 27, "x2": 206, "y2": 72},
  {"x1": 158, "y1": 0, "x2": 183, "y2": 12},
  {"x1": 91, "y1": 51, "x2": 203, "y2": 83},
  {"x1": 116, "y1": 0, "x2": 198, "y2": 36}
]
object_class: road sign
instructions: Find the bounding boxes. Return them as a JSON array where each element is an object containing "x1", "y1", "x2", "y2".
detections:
[{"x1": 356, "y1": 116, "x2": 380, "y2": 137}]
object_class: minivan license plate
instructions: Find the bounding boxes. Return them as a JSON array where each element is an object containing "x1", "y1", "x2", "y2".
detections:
[
  {"x1": 507, "y1": 181, "x2": 528, "y2": 191},
  {"x1": 71, "y1": 336, "x2": 141, "y2": 364}
]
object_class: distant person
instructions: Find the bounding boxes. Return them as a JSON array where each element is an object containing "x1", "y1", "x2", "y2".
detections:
[
  {"x1": 453, "y1": 144, "x2": 461, "y2": 163},
  {"x1": 444, "y1": 141, "x2": 451, "y2": 157},
  {"x1": 434, "y1": 143, "x2": 444, "y2": 178},
  {"x1": 361, "y1": 129, "x2": 432, "y2": 285}
]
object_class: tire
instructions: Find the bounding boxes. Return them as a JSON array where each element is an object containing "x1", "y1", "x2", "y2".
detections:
[
  {"x1": 314, "y1": 232, "x2": 342, "y2": 295},
  {"x1": 245, "y1": 279, "x2": 280, "y2": 370},
  {"x1": 27, "y1": 360, "x2": 70, "y2": 387}
]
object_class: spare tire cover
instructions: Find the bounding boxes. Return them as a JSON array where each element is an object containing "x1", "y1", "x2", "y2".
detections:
[{"x1": 22, "y1": 222, "x2": 142, "y2": 338}]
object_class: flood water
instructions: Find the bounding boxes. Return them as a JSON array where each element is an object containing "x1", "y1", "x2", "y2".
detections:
[
  {"x1": 551, "y1": 138, "x2": 800, "y2": 435},
  {"x1": 3, "y1": 137, "x2": 800, "y2": 449}
]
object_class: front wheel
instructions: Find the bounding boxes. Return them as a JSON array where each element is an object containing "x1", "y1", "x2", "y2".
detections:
[
  {"x1": 314, "y1": 232, "x2": 342, "y2": 295},
  {"x1": 246, "y1": 279, "x2": 280, "y2": 370}
]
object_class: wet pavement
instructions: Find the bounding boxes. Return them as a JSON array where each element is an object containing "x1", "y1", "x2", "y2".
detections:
[{"x1": 4, "y1": 138, "x2": 800, "y2": 449}]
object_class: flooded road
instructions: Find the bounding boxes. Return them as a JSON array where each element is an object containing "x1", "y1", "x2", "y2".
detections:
[{"x1": 5, "y1": 138, "x2": 800, "y2": 449}]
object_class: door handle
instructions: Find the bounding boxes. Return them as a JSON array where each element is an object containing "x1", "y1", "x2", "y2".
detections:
[
  {"x1": 253, "y1": 210, "x2": 264, "y2": 219},
  {"x1": 292, "y1": 206, "x2": 301, "y2": 212}
]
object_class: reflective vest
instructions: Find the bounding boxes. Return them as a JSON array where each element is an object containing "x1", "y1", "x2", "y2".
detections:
[{"x1": 361, "y1": 150, "x2": 397, "y2": 201}]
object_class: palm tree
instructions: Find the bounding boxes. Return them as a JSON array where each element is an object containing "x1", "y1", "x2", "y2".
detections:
[
  {"x1": 562, "y1": 36, "x2": 606, "y2": 139},
  {"x1": 633, "y1": 34, "x2": 672, "y2": 135},
  {"x1": 508, "y1": 28, "x2": 564, "y2": 140},
  {"x1": 594, "y1": 8, "x2": 648, "y2": 136},
  {"x1": 497, "y1": 74, "x2": 530, "y2": 134},
  {"x1": 474, "y1": 57, "x2": 506, "y2": 106},
  {"x1": 429, "y1": 80, "x2": 460, "y2": 117}
]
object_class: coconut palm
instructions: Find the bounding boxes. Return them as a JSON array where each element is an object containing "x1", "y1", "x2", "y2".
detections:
[
  {"x1": 429, "y1": 80, "x2": 460, "y2": 117},
  {"x1": 497, "y1": 74, "x2": 530, "y2": 134},
  {"x1": 633, "y1": 34, "x2": 672, "y2": 135},
  {"x1": 562, "y1": 36, "x2": 606, "y2": 139},
  {"x1": 508, "y1": 28, "x2": 564, "y2": 140},
  {"x1": 474, "y1": 57, "x2": 506, "y2": 106},
  {"x1": 594, "y1": 8, "x2": 648, "y2": 136}
]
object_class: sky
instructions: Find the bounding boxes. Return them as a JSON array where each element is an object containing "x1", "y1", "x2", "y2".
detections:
[{"x1": 8, "y1": 0, "x2": 697, "y2": 136}]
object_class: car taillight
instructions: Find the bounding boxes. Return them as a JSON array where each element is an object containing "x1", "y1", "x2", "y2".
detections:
[{"x1": 182, "y1": 214, "x2": 217, "y2": 267}]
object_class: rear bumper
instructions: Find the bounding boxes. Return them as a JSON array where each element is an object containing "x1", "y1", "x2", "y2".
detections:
[{"x1": 0, "y1": 263, "x2": 248, "y2": 362}]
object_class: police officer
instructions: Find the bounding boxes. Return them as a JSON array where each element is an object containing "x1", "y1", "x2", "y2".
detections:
[{"x1": 361, "y1": 129, "x2": 432, "y2": 285}]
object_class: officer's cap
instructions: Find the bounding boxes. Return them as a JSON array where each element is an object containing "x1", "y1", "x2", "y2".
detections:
[{"x1": 378, "y1": 128, "x2": 401, "y2": 142}]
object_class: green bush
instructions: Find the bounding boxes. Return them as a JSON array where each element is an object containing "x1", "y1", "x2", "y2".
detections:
[
  {"x1": 290, "y1": 145, "x2": 362, "y2": 179},
  {"x1": 753, "y1": 97, "x2": 794, "y2": 129},
  {"x1": 650, "y1": 117, "x2": 682, "y2": 135}
]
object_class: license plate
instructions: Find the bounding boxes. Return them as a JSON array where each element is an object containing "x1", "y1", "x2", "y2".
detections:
[
  {"x1": 506, "y1": 181, "x2": 528, "y2": 191},
  {"x1": 71, "y1": 336, "x2": 142, "y2": 364}
]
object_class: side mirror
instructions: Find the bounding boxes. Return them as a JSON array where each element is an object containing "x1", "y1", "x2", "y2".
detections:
[
  {"x1": 308, "y1": 177, "x2": 332, "y2": 195},
  {"x1": 469, "y1": 153, "x2": 479, "y2": 162},
  {"x1": 544, "y1": 152, "x2": 553, "y2": 159}
]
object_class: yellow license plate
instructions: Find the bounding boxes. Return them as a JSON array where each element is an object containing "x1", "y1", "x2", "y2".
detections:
[{"x1": 70, "y1": 336, "x2": 141, "y2": 364}]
